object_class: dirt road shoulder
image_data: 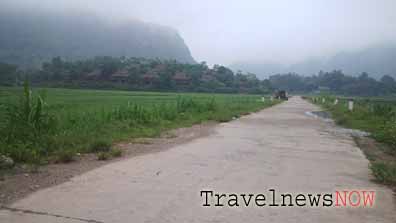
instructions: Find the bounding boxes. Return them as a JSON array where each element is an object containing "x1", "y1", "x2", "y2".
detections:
[{"x1": 0, "y1": 122, "x2": 216, "y2": 206}]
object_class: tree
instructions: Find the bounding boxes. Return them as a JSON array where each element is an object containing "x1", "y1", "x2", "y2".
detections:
[
  {"x1": 381, "y1": 75, "x2": 395, "y2": 84},
  {"x1": 158, "y1": 71, "x2": 175, "y2": 90},
  {"x1": 0, "y1": 62, "x2": 18, "y2": 85},
  {"x1": 380, "y1": 75, "x2": 396, "y2": 94},
  {"x1": 213, "y1": 65, "x2": 234, "y2": 87},
  {"x1": 97, "y1": 57, "x2": 120, "y2": 79},
  {"x1": 359, "y1": 72, "x2": 369, "y2": 80}
]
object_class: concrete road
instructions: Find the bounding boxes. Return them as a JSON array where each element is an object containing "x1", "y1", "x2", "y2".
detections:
[{"x1": 1, "y1": 97, "x2": 395, "y2": 222}]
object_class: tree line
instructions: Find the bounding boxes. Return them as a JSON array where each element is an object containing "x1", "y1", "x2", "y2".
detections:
[
  {"x1": 1, "y1": 57, "x2": 395, "y2": 96},
  {"x1": 269, "y1": 70, "x2": 396, "y2": 96},
  {"x1": 0, "y1": 57, "x2": 272, "y2": 94}
]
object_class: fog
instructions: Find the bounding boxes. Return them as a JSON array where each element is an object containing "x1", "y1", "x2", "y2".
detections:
[{"x1": 3, "y1": 0, "x2": 396, "y2": 66}]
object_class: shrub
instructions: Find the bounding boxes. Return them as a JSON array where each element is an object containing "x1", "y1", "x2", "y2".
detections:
[
  {"x1": 97, "y1": 152, "x2": 110, "y2": 161},
  {"x1": 89, "y1": 139, "x2": 112, "y2": 153},
  {"x1": 3, "y1": 80, "x2": 55, "y2": 141},
  {"x1": 176, "y1": 96, "x2": 198, "y2": 113},
  {"x1": 206, "y1": 98, "x2": 217, "y2": 112},
  {"x1": 370, "y1": 162, "x2": 396, "y2": 184},
  {"x1": 334, "y1": 114, "x2": 348, "y2": 125},
  {"x1": 0, "y1": 154, "x2": 14, "y2": 169},
  {"x1": 374, "y1": 121, "x2": 396, "y2": 152},
  {"x1": 372, "y1": 104, "x2": 395, "y2": 117},
  {"x1": 54, "y1": 150, "x2": 75, "y2": 163},
  {"x1": 109, "y1": 148, "x2": 122, "y2": 157},
  {"x1": 96, "y1": 148, "x2": 122, "y2": 161},
  {"x1": 0, "y1": 80, "x2": 56, "y2": 163}
]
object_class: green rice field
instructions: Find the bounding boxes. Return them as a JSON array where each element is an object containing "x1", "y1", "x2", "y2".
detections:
[{"x1": 0, "y1": 85, "x2": 279, "y2": 164}]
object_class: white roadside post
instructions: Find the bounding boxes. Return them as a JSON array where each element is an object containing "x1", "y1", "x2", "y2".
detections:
[
  {"x1": 261, "y1": 97, "x2": 265, "y2": 102},
  {"x1": 348, "y1": 99, "x2": 354, "y2": 111},
  {"x1": 322, "y1": 98, "x2": 326, "y2": 103},
  {"x1": 334, "y1": 98, "x2": 338, "y2": 105}
]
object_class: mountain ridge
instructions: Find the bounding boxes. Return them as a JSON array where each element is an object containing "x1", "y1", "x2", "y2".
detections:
[
  {"x1": 0, "y1": 9, "x2": 195, "y2": 68},
  {"x1": 231, "y1": 44, "x2": 396, "y2": 79}
]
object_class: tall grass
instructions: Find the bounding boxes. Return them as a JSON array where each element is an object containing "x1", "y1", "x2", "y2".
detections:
[
  {"x1": 308, "y1": 95, "x2": 396, "y2": 185},
  {"x1": 0, "y1": 85, "x2": 278, "y2": 164},
  {"x1": 309, "y1": 96, "x2": 396, "y2": 152},
  {"x1": 0, "y1": 81, "x2": 56, "y2": 162}
]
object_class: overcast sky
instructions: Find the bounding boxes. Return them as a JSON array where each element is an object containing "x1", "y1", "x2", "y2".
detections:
[{"x1": 3, "y1": 0, "x2": 396, "y2": 65}]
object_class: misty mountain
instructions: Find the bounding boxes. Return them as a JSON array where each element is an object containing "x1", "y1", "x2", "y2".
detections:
[
  {"x1": 229, "y1": 62, "x2": 286, "y2": 79},
  {"x1": 0, "y1": 9, "x2": 195, "y2": 68},
  {"x1": 231, "y1": 45, "x2": 396, "y2": 79},
  {"x1": 323, "y1": 45, "x2": 396, "y2": 78}
]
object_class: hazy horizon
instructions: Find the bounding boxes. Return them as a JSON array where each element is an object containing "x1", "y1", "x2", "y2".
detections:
[{"x1": 2, "y1": 0, "x2": 396, "y2": 67}]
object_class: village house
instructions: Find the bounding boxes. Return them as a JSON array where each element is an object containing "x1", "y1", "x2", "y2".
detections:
[
  {"x1": 172, "y1": 72, "x2": 191, "y2": 85},
  {"x1": 200, "y1": 74, "x2": 215, "y2": 82},
  {"x1": 142, "y1": 71, "x2": 160, "y2": 85},
  {"x1": 84, "y1": 69, "x2": 102, "y2": 80},
  {"x1": 154, "y1": 64, "x2": 167, "y2": 72},
  {"x1": 199, "y1": 70, "x2": 216, "y2": 82},
  {"x1": 110, "y1": 69, "x2": 129, "y2": 83}
]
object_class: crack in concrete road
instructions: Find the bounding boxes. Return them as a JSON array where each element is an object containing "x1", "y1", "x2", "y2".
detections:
[{"x1": 0, "y1": 206, "x2": 105, "y2": 223}]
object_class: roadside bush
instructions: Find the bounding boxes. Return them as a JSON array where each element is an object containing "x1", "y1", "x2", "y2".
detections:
[
  {"x1": 0, "y1": 154, "x2": 14, "y2": 169},
  {"x1": 372, "y1": 104, "x2": 395, "y2": 117},
  {"x1": 176, "y1": 96, "x2": 196, "y2": 113},
  {"x1": 370, "y1": 162, "x2": 396, "y2": 184},
  {"x1": 156, "y1": 104, "x2": 177, "y2": 121},
  {"x1": 311, "y1": 96, "x2": 396, "y2": 152},
  {"x1": 333, "y1": 112, "x2": 348, "y2": 125},
  {"x1": 109, "y1": 148, "x2": 123, "y2": 157},
  {"x1": 205, "y1": 98, "x2": 217, "y2": 112},
  {"x1": 54, "y1": 150, "x2": 75, "y2": 163},
  {"x1": 375, "y1": 121, "x2": 396, "y2": 153},
  {"x1": 89, "y1": 139, "x2": 112, "y2": 153},
  {"x1": 96, "y1": 148, "x2": 122, "y2": 161},
  {"x1": 97, "y1": 152, "x2": 110, "y2": 161},
  {"x1": 0, "y1": 80, "x2": 56, "y2": 163}
]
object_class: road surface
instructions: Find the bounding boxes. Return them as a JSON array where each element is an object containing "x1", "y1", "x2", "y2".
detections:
[{"x1": 1, "y1": 97, "x2": 395, "y2": 222}]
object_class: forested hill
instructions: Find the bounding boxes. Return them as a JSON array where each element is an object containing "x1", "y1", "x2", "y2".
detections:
[
  {"x1": 0, "y1": 9, "x2": 195, "y2": 68},
  {"x1": 231, "y1": 45, "x2": 396, "y2": 79}
]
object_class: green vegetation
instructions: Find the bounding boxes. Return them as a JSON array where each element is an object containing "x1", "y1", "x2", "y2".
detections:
[
  {"x1": 308, "y1": 95, "x2": 396, "y2": 185},
  {"x1": 89, "y1": 139, "x2": 112, "y2": 153},
  {"x1": 234, "y1": 45, "x2": 396, "y2": 80},
  {"x1": 97, "y1": 148, "x2": 123, "y2": 161},
  {"x1": 0, "y1": 57, "x2": 272, "y2": 94},
  {"x1": 109, "y1": 148, "x2": 123, "y2": 158},
  {"x1": 54, "y1": 149, "x2": 75, "y2": 164},
  {"x1": 0, "y1": 62, "x2": 18, "y2": 85},
  {"x1": 270, "y1": 71, "x2": 396, "y2": 96},
  {"x1": 370, "y1": 162, "x2": 396, "y2": 185},
  {"x1": 97, "y1": 152, "x2": 111, "y2": 161},
  {"x1": 309, "y1": 96, "x2": 396, "y2": 149},
  {"x1": 0, "y1": 84, "x2": 279, "y2": 165}
]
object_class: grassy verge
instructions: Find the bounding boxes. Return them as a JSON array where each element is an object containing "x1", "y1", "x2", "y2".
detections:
[
  {"x1": 0, "y1": 83, "x2": 280, "y2": 165},
  {"x1": 306, "y1": 96, "x2": 396, "y2": 186}
]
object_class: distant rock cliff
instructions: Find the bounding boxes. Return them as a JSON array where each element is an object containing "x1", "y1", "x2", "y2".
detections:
[{"x1": 0, "y1": 10, "x2": 195, "y2": 68}]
